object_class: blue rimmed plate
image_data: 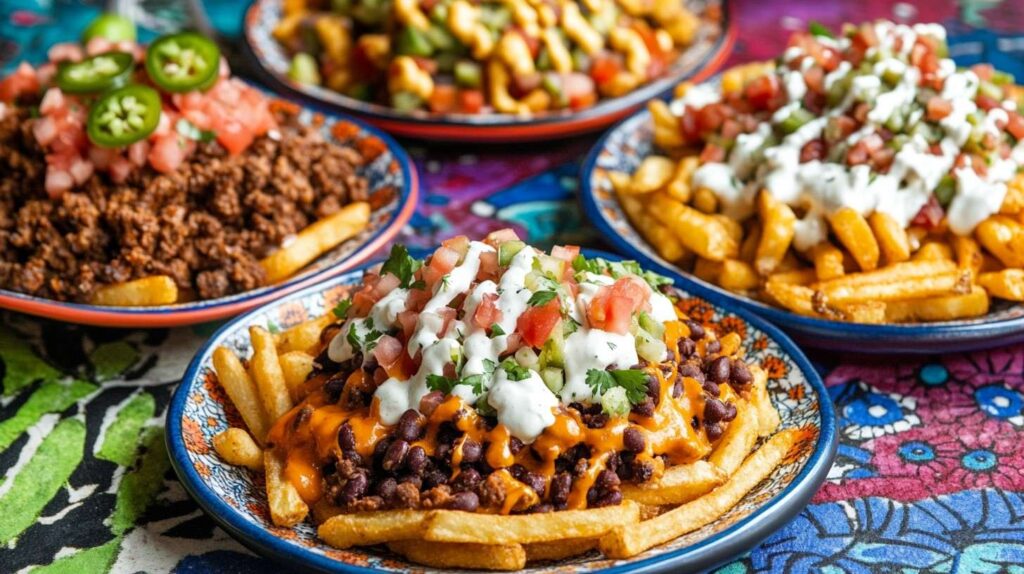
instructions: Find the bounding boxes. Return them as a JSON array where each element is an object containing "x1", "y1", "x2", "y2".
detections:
[
  {"x1": 0, "y1": 104, "x2": 419, "y2": 328},
  {"x1": 242, "y1": 0, "x2": 735, "y2": 143},
  {"x1": 580, "y1": 109, "x2": 1024, "y2": 354},
  {"x1": 167, "y1": 250, "x2": 836, "y2": 573}
]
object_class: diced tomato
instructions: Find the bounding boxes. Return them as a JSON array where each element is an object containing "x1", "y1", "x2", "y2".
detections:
[
  {"x1": 458, "y1": 89, "x2": 485, "y2": 114},
  {"x1": 926, "y1": 97, "x2": 952, "y2": 121},
  {"x1": 803, "y1": 66, "x2": 825, "y2": 95},
  {"x1": 397, "y1": 309, "x2": 420, "y2": 340},
  {"x1": 216, "y1": 121, "x2": 255, "y2": 156},
  {"x1": 441, "y1": 236, "x2": 470, "y2": 258},
  {"x1": 428, "y1": 84, "x2": 458, "y2": 114},
  {"x1": 562, "y1": 73, "x2": 596, "y2": 110},
  {"x1": 44, "y1": 167, "x2": 73, "y2": 199},
  {"x1": 588, "y1": 294, "x2": 634, "y2": 335},
  {"x1": 911, "y1": 195, "x2": 944, "y2": 229},
  {"x1": 697, "y1": 103, "x2": 729, "y2": 134},
  {"x1": 437, "y1": 307, "x2": 457, "y2": 335},
  {"x1": 610, "y1": 276, "x2": 650, "y2": 310},
  {"x1": 108, "y1": 157, "x2": 133, "y2": 183},
  {"x1": 910, "y1": 40, "x2": 938, "y2": 75},
  {"x1": 32, "y1": 116, "x2": 57, "y2": 147},
  {"x1": 700, "y1": 143, "x2": 726, "y2": 163},
  {"x1": 39, "y1": 88, "x2": 66, "y2": 115},
  {"x1": 429, "y1": 246, "x2": 461, "y2": 274},
  {"x1": 870, "y1": 147, "x2": 895, "y2": 172},
  {"x1": 517, "y1": 298, "x2": 562, "y2": 347},
  {"x1": 0, "y1": 62, "x2": 40, "y2": 103},
  {"x1": 373, "y1": 272, "x2": 401, "y2": 298},
  {"x1": 373, "y1": 335, "x2": 404, "y2": 369},
  {"x1": 47, "y1": 43, "x2": 83, "y2": 63},
  {"x1": 69, "y1": 157, "x2": 93, "y2": 184},
  {"x1": 484, "y1": 228, "x2": 521, "y2": 248},
  {"x1": 128, "y1": 141, "x2": 150, "y2": 167},
  {"x1": 421, "y1": 266, "x2": 446, "y2": 290},
  {"x1": 976, "y1": 94, "x2": 1000, "y2": 112},
  {"x1": 852, "y1": 103, "x2": 870, "y2": 123},
  {"x1": 721, "y1": 118, "x2": 742, "y2": 140},
  {"x1": 477, "y1": 251, "x2": 499, "y2": 281},
  {"x1": 473, "y1": 293, "x2": 503, "y2": 330},
  {"x1": 551, "y1": 245, "x2": 580, "y2": 262},
  {"x1": 846, "y1": 143, "x2": 869, "y2": 166},
  {"x1": 679, "y1": 105, "x2": 701, "y2": 143},
  {"x1": 971, "y1": 64, "x2": 994, "y2": 81},
  {"x1": 800, "y1": 139, "x2": 826, "y2": 163},
  {"x1": 589, "y1": 54, "x2": 622, "y2": 86},
  {"x1": 1007, "y1": 111, "x2": 1024, "y2": 140},
  {"x1": 148, "y1": 134, "x2": 185, "y2": 174},
  {"x1": 743, "y1": 74, "x2": 780, "y2": 111}
]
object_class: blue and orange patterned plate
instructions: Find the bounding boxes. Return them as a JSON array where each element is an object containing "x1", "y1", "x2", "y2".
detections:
[
  {"x1": 243, "y1": 0, "x2": 735, "y2": 143},
  {"x1": 0, "y1": 106, "x2": 419, "y2": 328},
  {"x1": 167, "y1": 251, "x2": 836, "y2": 573},
  {"x1": 580, "y1": 108, "x2": 1024, "y2": 354}
]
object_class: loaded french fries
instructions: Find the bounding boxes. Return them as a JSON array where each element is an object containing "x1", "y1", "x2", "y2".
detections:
[
  {"x1": 210, "y1": 230, "x2": 795, "y2": 569},
  {"x1": 615, "y1": 20, "x2": 1024, "y2": 323}
]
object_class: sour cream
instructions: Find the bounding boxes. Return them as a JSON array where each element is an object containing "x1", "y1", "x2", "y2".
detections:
[{"x1": 487, "y1": 369, "x2": 558, "y2": 442}]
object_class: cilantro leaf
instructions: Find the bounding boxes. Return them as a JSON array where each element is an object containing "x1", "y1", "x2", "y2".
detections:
[
  {"x1": 808, "y1": 20, "x2": 834, "y2": 38},
  {"x1": 426, "y1": 374, "x2": 459, "y2": 394},
  {"x1": 346, "y1": 323, "x2": 361, "y2": 350},
  {"x1": 490, "y1": 324, "x2": 506, "y2": 336},
  {"x1": 381, "y1": 244, "x2": 423, "y2": 288},
  {"x1": 483, "y1": 358, "x2": 497, "y2": 374},
  {"x1": 332, "y1": 298, "x2": 353, "y2": 319},
  {"x1": 585, "y1": 369, "x2": 617, "y2": 397},
  {"x1": 462, "y1": 374, "x2": 487, "y2": 395},
  {"x1": 585, "y1": 369, "x2": 649, "y2": 405},
  {"x1": 528, "y1": 290, "x2": 558, "y2": 307},
  {"x1": 501, "y1": 358, "x2": 531, "y2": 381},
  {"x1": 563, "y1": 317, "x2": 580, "y2": 337}
]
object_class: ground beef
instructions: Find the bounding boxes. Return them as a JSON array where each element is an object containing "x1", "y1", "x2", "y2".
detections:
[{"x1": 0, "y1": 107, "x2": 391, "y2": 302}]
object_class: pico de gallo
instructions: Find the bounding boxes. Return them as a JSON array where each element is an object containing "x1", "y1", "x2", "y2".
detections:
[
  {"x1": 0, "y1": 19, "x2": 276, "y2": 198},
  {"x1": 267, "y1": 231, "x2": 759, "y2": 515},
  {"x1": 669, "y1": 20, "x2": 1024, "y2": 243}
]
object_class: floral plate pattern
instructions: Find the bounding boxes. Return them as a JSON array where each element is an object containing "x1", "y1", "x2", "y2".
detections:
[
  {"x1": 0, "y1": 104, "x2": 419, "y2": 328},
  {"x1": 243, "y1": 0, "x2": 734, "y2": 143},
  {"x1": 579, "y1": 108, "x2": 1024, "y2": 354},
  {"x1": 167, "y1": 251, "x2": 836, "y2": 573}
]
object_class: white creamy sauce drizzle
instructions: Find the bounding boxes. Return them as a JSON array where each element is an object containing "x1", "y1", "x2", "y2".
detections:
[
  {"x1": 682, "y1": 21, "x2": 1019, "y2": 246},
  {"x1": 487, "y1": 369, "x2": 558, "y2": 442},
  {"x1": 561, "y1": 329, "x2": 639, "y2": 404}
]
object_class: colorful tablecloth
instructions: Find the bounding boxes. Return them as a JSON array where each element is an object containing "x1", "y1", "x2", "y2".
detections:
[{"x1": 3, "y1": 1, "x2": 1024, "y2": 572}]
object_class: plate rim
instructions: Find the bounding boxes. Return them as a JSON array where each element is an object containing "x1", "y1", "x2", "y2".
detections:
[
  {"x1": 241, "y1": 0, "x2": 737, "y2": 142},
  {"x1": 0, "y1": 106, "x2": 420, "y2": 328},
  {"x1": 166, "y1": 251, "x2": 837, "y2": 574},
  {"x1": 578, "y1": 107, "x2": 1024, "y2": 353}
]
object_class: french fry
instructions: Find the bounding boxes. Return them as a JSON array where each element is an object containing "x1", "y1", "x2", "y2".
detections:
[
  {"x1": 754, "y1": 191, "x2": 796, "y2": 276},
  {"x1": 524, "y1": 538, "x2": 598, "y2": 562},
  {"x1": 89, "y1": 275, "x2": 178, "y2": 306},
  {"x1": 212, "y1": 347, "x2": 270, "y2": 444},
  {"x1": 718, "y1": 331, "x2": 743, "y2": 357},
  {"x1": 708, "y1": 399, "x2": 758, "y2": 476},
  {"x1": 260, "y1": 202, "x2": 371, "y2": 283},
  {"x1": 608, "y1": 170, "x2": 633, "y2": 194},
  {"x1": 279, "y1": 351, "x2": 315, "y2": 402},
  {"x1": 976, "y1": 216, "x2": 1024, "y2": 267},
  {"x1": 978, "y1": 269, "x2": 1024, "y2": 301},
  {"x1": 767, "y1": 268, "x2": 817, "y2": 285},
  {"x1": 715, "y1": 215, "x2": 744, "y2": 243},
  {"x1": 952, "y1": 236, "x2": 984, "y2": 277},
  {"x1": 912, "y1": 241, "x2": 953, "y2": 262},
  {"x1": 423, "y1": 502, "x2": 640, "y2": 544},
  {"x1": 816, "y1": 269, "x2": 970, "y2": 305},
  {"x1": 630, "y1": 156, "x2": 676, "y2": 193},
  {"x1": 829, "y1": 208, "x2": 880, "y2": 271},
  {"x1": 764, "y1": 280, "x2": 821, "y2": 317},
  {"x1": 619, "y1": 190, "x2": 688, "y2": 263},
  {"x1": 276, "y1": 313, "x2": 334, "y2": 354},
  {"x1": 750, "y1": 366, "x2": 780, "y2": 437},
  {"x1": 265, "y1": 450, "x2": 309, "y2": 527},
  {"x1": 649, "y1": 195, "x2": 738, "y2": 261},
  {"x1": 884, "y1": 286, "x2": 990, "y2": 322},
  {"x1": 319, "y1": 510, "x2": 431, "y2": 548},
  {"x1": 718, "y1": 259, "x2": 760, "y2": 291},
  {"x1": 666, "y1": 157, "x2": 698, "y2": 203},
  {"x1": 649, "y1": 99, "x2": 685, "y2": 149},
  {"x1": 621, "y1": 460, "x2": 724, "y2": 505},
  {"x1": 739, "y1": 221, "x2": 762, "y2": 263},
  {"x1": 692, "y1": 187, "x2": 718, "y2": 214},
  {"x1": 387, "y1": 540, "x2": 526, "y2": 571},
  {"x1": 811, "y1": 242, "x2": 845, "y2": 281},
  {"x1": 840, "y1": 302, "x2": 887, "y2": 324},
  {"x1": 212, "y1": 428, "x2": 264, "y2": 471},
  {"x1": 599, "y1": 429, "x2": 800, "y2": 558},
  {"x1": 813, "y1": 259, "x2": 956, "y2": 288},
  {"x1": 249, "y1": 326, "x2": 294, "y2": 421},
  {"x1": 868, "y1": 211, "x2": 911, "y2": 264}
]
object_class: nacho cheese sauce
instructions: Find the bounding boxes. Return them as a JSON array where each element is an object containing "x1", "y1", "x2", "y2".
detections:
[
  {"x1": 677, "y1": 21, "x2": 1024, "y2": 246},
  {"x1": 266, "y1": 233, "x2": 748, "y2": 513}
]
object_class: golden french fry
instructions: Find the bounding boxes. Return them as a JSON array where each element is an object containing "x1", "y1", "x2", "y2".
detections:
[
  {"x1": 423, "y1": 502, "x2": 640, "y2": 544},
  {"x1": 884, "y1": 286, "x2": 990, "y2": 322},
  {"x1": 739, "y1": 221, "x2": 762, "y2": 264},
  {"x1": 750, "y1": 366, "x2": 780, "y2": 437},
  {"x1": 319, "y1": 510, "x2": 431, "y2": 548},
  {"x1": 692, "y1": 187, "x2": 719, "y2": 214},
  {"x1": 621, "y1": 460, "x2": 724, "y2": 505},
  {"x1": 265, "y1": 449, "x2": 309, "y2": 527},
  {"x1": 387, "y1": 540, "x2": 526, "y2": 571},
  {"x1": 768, "y1": 268, "x2": 817, "y2": 285},
  {"x1": 976, "y1": 216, "x2": 1024, "y2": 268},
  {"x1": 276, "y1": 313, "x2": 335, "y2": 354},
  {"x1": 249, "y1": 326, "x2": 294, "y2": 422},
  {"x1": 718, "y1": 259, "x2": 760, "y2": 291},
  {"x1": 212, "y1": 428, "x2": 264, "y2": 471},
  {"x1": 816, "y1": 269, "x2": 970, "y2": 304},
  {"x1": 755, "y1": 191, "x2": 797, "y2": 276},
  {"x1": 619, "y1": 189, "x2": 688, "y2": 263},
  {"x1": 649, "y1": 100, "x2": 685, "y2": 149},
  {"x1": 868, "y1": 211, "x2": 911, "y2": 264},
  {"x1": 212, "y1": 347, "x2": 270, "y2": 444},
  {"x1": 650, "y1": 195, "x2": 738, "y2": 261},
  {"x1": 811, "y1": 242, "x2": 845, "y2": 281},
  {"x1": 764, "y1": 280, "x2": 820, "y2": 317},
  {"x1": 89, "y1": 275, "x2": 178, "y2": 306},
  {"x1": 912, "y1": 241, "x2": 954, "y2": 262},
  {"x1": 608, "y1": 170, "x2": 633, "y2": 194},
  {"x1": 261, "y1": 202, "x2": 371, "y2": 283},
  {"x1": 841, "y1": 302, "x2": 888, "y2": 324},
  {"x1": 666, "y1": 157, "x2": 698, "y2": 203},
  {"x1": 630, "y1": 156, "x2": 676, "y2": 193},
  {"x1": 599, "y1": 429, "x2": 800, "y2": 558},
  {"x1": 715, "y1": 215, "x2": 744, "y2": 243},
  {"x1": 829, "y1": 208, "x2": 880, "y2": 271},
  {"x1": 952, "y1": 236, "x2": 984, "y2": 277},
  {"x1": 813, "y1": 259, "x2": 956, "y2": 288},
  {"x1": 280, "y1": 351, "x2": 315, "y2": 403},
  {"x1": 978, "y1": 269, "x2": 1024, "y2": 301},
  {"x1": 524, "y1": 538, "x2": 598, "y2": 562},
  {"x1": 719, "y1": 331, "x2": 742, "y2": 357},
  {"x1": 708, "y1": 399, "x2": 758, "y2": 476}
]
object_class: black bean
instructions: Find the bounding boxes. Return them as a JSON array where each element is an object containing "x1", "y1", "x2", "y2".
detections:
[
  {"x1": 338, "y1": 423, "x2": 356, "y2": 453},
  {"x1": 377, "y1": 477, "x2": 397, "y2": 501},
  {"x1": 631, "y1": 397, "x2": 655, "y2": 417},
  {"x1": 702, "y1": 380, "x2": 721, "y2": 397},
  {"x1": 323, "y1": 374, "x2": 346, "y2": 403},
  {"x1": 382, "y1": 440, "x2": 409, "y2": 471},
  {"x1": 707, "y1": 356, "x2": 731, "y2": 383},
  {"x1": 451, "y1": 468, "x2": 481, "y2": 492},
  {"x1": 595, "y1": 490, "x2": 623, "y2": 507},
  {"x1": 423, "y1": 468, "x2": 449, "y2": 489},
  {"x1": 596, "y1": 469, "x2": 620, "y2": 491},
  {"x1": 550, "y1": 472, "x2": 572, "y2": 505},
  {"x1": 522, "y1": 472, "x2": 546, "y2": 495},
  {"x1": 405, "y1": 445, "x2": 427, "y2": 474},
  {"x1": 685, "y1": 320, "x2": 705, "y2": 341},
  {"x1": 672, "y1": 379, "x2": 684, "y2": 398},
  {"x1": 530, "y1": 503, "x2": 554, "y2": 514},
  {"x1": 460, "y1": 438, "x2": 482, "y2": 464},
  {"x1": 730, "y1": 360, "x2": 753, "y2": 387},
  {"x1": 573, "y1": 457, "x2": 589, "y2": 477},
  {"x1": 646, "y1": 375, "x2": 660, "y2": 399},
  {"x1": 396, "y1": 409, "x2": 425, "y2": 442},
  {"x1": 436, "y1": 442, "x2": 451, "y2": 462},
  {"x1": 677, "y1": 337, "x2": 696, "y2": 358},
  {"x1": 633, "y1": 460, "x2": 655, "y2": 483},
  {"x1": 704, "y1": 398, "x2": 727, "y2": 423},
  {"x1": 723, "y1": 402, "x2": 738, "y2": 422},
  {"x1": 623, "y1": 427, "x2": 645, "y2": 452},
  {"x1": 345, "y1": 451, "x2": 364, "y2": 466},
  {"x1": 582, "y1": 411, "x2": 609, "y2": 429},
  {"x1": 705, "y1": 339, "x2": 721, "y2": 355},
  {"x1": 449, "y1": 491, "x2": 479, "y2": 512},
  {"x1": 341, "y1": 472, "x2": 368, "y2": 503},
  {"x1": 508, "y1": 437, "x2": 524, "y2": 455},
  {"x1": 705, "y1": 421, "x2": 724, "y2": 441},
  {"x1": 679, "y1": 362, "x2": 705, "y2": 383}
]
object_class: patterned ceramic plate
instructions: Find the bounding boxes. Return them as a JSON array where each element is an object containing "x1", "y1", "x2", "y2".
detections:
[
  {"x1": 167, "y1": 251, "x2": 836, "y2": 573},
  {"x1": 242, "y1": 0, "x2": 735, "y2": 143},
  {"x1": 580, "y1": 109, "x2": 1024, "y2": 354},
  {"x1": 0, "y1": 106, "x2": 419, "y2": 328}
]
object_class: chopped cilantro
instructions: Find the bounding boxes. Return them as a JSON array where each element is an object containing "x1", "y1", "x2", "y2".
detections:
[
  {"x1": 440, "y1": 274, "x2": 451, "y2": 290},
  {"x1": 462, "y1": 374, "x2": 487, "y2": 395},
  {"x1": 491, "y1": 324, "x2": 506, "y2": 336},
  {"x1": 426, "y1": 374, "x2": 459, "y2": 394},
  {"x1": 562, "y1": 317, "x2": 580, "y2": 337},
  {"x1": 381, "y1": 244, "x2": 423, "y2": 288},
  {"x1": 501, "y1": 358, "x2": 531, "y2": 381},
  {"x1": 332, "y1": 298, "x2": 353, "y2": 319},
  {"x1": 808, "y1": 20, "x2": 834, "y2": 38},
  {"x1": 528, "y1": 290, "x2": 558, "y2": 307},
  {"x1": 585, "y1": 369, "x2": 649, "y2": 404},
  {"x1": 346, "y1": 323, "x2": 360, "y2": 349}
]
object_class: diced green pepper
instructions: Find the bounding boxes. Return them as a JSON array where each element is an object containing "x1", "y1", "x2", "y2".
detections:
[
  {"x1": 498, "y1": 240, "x2": 526, "y2": 266},
  {"x1": 392, "y1": 91, "x2": 424, "y2": 111},
  {"x1": 424, "y1": 25, "x2": 458, "y2": 51},
  {"x1": 541, "y1": 73, "x2": 568, "y2": 107},
  {"x1": 635, "y1": 330, "x2": 667, "y2": 364},
  {"x1": 571, "y1": 48, "x2": 590, "y2": 72},
  {"x1": 539, "y1": 330, "x2": 565, "y2": 370},
  {"x1": 601, "y1": 387, "x2": 631, "y2": 417},
  {"x1": 779, "y1": 107, "x2": 814, "y2": 134},
  {"x1": 540, "y1": 368, "x2": 564, "y2": 393},
  {"x1": 992, "y1": 70, "x2": 1015, "y2": 86},
  {"x1": 536, "y1": 47, "x2": 551, "y2": 71},
  {"x1": 934, "y1": 175, "x2": 956, "y2": 207},
  {"x1": 288, "y1": 53, "x2": 321, "y2": 85},
  {"x1": 396, "y1": 26, "x2": 434, "y2": 57},
  {"x1": 638, "y1": 311, "x2": 665, "y2": 339},
  {"x1": 479, "y1": 5, "x2": 511, "y2": 31},
  {"x1": 455, "y1": 60, "x2": 482, "y2": 88},
  {"x1": 979, "y1": 80, "x2": 1005, "y2": 102},
  {"x1": 430, "y1": 2, "x2": 449, "y2": 26}
]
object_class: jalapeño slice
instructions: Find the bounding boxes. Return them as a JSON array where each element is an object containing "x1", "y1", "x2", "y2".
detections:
[
  {"x1": 145, "y1": 32, "x2": 221, "y2": 93},
  {"x1": 56, "y1": 51, "x2": 135, "y2": 94},
  {"x1": 86, "y1": 85, "x2": 162, "y2": 148}
]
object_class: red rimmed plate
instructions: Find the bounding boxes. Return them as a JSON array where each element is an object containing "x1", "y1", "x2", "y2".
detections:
[
  {"x1": 0, "y1": 108, "x2": 419, "y2": 328},
  {"x1": 243, "y1": 0, "x2": 735, "y2": 143}
]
